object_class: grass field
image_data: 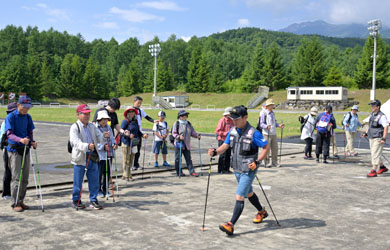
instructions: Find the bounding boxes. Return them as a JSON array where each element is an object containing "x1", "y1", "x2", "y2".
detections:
[{"x1": 0, "y1": 107, "x2": 347, "y2": 137}]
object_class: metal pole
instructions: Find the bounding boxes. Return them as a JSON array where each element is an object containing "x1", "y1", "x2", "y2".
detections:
[
  {"x1": 153, "y1": 55, "x2": 157, "y2": 97},
  {"x1": 372, "y1": 34, "x2": 377, "y2": 101}
]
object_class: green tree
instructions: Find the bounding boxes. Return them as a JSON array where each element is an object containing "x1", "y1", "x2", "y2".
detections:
[
  {"x1": 263, "y1": 42, "x2": 286, "y2": 90},
  {"x1": 242, "y1": 42, "x2": 265, "y2": 92},
  {"x1": 323, "y1": 64, "x2": 342, "y2": 86},
  {"x1": 186, "y1": 45, "x2": 203, "y2": 92},
  {"x1": 118, "y1": 60, "x2": 141, "y2": 96},
  {"x1": 83, "y1": 57, "x2": 106, "y2": 99}
]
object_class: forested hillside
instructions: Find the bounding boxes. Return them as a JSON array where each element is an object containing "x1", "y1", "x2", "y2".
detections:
[{"x1": 0, "y1": 25, "x2": 389, "y2": 100}]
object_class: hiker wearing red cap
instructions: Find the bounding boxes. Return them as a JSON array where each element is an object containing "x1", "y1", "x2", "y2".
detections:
[
  {"x1": 70, "y1": 104, "x2": 105, "y2": 210},
  {"x1": 121, "y1": 108, "x2": 148, "y2": 181},
  {"x1": 5, "y1": 96, "x2": 37, "y2": 212}
]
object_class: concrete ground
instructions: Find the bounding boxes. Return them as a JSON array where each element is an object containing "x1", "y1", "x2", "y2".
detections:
[{"x1": 0, "y1": 122, "x2": 390, "y2": 250}]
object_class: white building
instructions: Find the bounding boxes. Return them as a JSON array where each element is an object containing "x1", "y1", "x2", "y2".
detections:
[
  {"x1": 161, "y1": 96, "x2": 189, "y2": 108},
  {"x1": 286, "y1": 86, "x2": 348, "y2": 101}
]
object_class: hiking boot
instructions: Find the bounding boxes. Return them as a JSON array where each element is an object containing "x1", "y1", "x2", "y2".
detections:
[
  {"x1": 377, "y1": 166, "x2": 388, "y2": 174},
  {"x1": 253, "y1": 209, "x2": 268, "y2": 224},
  {"x1": 191, "y1": 172, "x2": 199, "y2": 177},
  {"x1": 163, "y1": 161, "x2": 170, "y2": 167},
  {"x1": 20, "y1": 202, "x2": 29, "y2": 210},
  {"x1": 154, "y1": 162, "x2": 159, "y2": 168},
  {"x1": 367, "y1": 170, "x2": 377, "y2": 177},
  {"x1": 13, "y1": 205, "x2": 24, "y2": 212},
  {"x1": 72, "y1": 200, "x2": 86, "y2": 209},
  {"x1": 323, "y1": 160, "x2": 328, "y2": 164},
  {"x1": 219, "y1": 222, "x2": 234, "y2": 235},
  {"x1": 89, "y1": 201, "x2": 103, "y2": 210}
]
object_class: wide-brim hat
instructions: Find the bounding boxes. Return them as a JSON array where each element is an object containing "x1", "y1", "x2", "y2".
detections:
[
  {"x1": 7, "y1": 102, "x2": 17, "y2": 113},
  {"x1": 223, "y1": 107, "x2": 233, "y2": 116},
  {"x1": 310, "y1": 106, "x2": 318, "y2": 115},
  {"x1": 96, "y1": 110, "x2": 111, "y2": 121},
  {"x1": 351, "y1": 105, "x2": 359, "y2": 111},
  {"x1": 177, "y1": 110, "x2": 189, "y2": 119},
  {"x1": 265, "y1": 99, "x2": 275, "y2": 106},
  {"x1": 124, "y1": 108, "x2": 139, "y2": 118}
]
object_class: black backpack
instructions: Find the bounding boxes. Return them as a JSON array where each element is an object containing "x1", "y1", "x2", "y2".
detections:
[
  {"x1": 169, "y1": 121, "x2": 191, "y2": 145},
  {"x1": 67, "y1": 123, "x2": 80, "y2": 153},
  {"x1": 299, "y1": 115, "x2": 309, "y2": 132},
  {"x1": 0, "y1": 132, "x2": 8, "y2": 150},
  {"x1": 256, "y1": 112, "x2": 267, "y2": 133},
  {"x1": 341, "y1": 112, "x2": 357, "y2": 127}
]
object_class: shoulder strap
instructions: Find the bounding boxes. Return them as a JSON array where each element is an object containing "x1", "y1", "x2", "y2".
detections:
[{"x1": 75, "y1": 123, "x2": 80, "y2": 133}]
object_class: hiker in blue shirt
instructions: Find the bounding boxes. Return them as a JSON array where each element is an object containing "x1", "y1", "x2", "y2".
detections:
[
  {"x1": 342, "y1": 105, "x2": 362, "y2": 156},
  {"x1": 315, "y1": 105, "x2": 336, "y2": 164}
]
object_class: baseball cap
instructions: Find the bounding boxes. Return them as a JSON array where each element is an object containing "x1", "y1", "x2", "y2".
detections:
[
  {"x1": 223, "y1": 107, "x2": 233, "y2": 116},
  {"x1": 230, "y1": 105, "x2": 248, "y2": 120},
  {"x1": 76, "y1": 104, "x2": 91, "y2": 114},
  {"x1": 369, "y1": 99, "x2": 381, "y2": 107},
  {"x1": 17, "y1": 96, "x2": 32, "y2": 108},
  {"x1": 7, "y1": 102, "x2": 17, "y2": 114},
  {"x1": 158, "y1": 111, "x2": 166, "y2": 117}
]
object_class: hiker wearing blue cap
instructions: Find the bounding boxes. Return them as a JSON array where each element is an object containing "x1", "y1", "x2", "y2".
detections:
[
  {"x1": 342, "y1": 105, "x2": 362, "y2": 156},
  {"x1": 4, "y1": 96, "x2": 38, "y2": 212}
]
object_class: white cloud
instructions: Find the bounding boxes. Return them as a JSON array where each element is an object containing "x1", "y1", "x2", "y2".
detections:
[
  {"x1": 36, "y1": 3, "x2": 70, "y2": 21},
  {"x1": 110, "y1": 7, "x2": 165, "y2": 23},
  {"x1": 244, "y1": 0, "x2": 305, "y2": 12},
  {"x1": 95, "y1": 22, "x2": 119, "y2": 29},
  {"x1": 135, "y1": 1, "x2": 187, "y2": 11},
  {"x1": 238, "y1": 18, "x2": 250, "y2": 26},
  {"x1": 181, "y1": 36, "x2": 191, "y2": 42}
]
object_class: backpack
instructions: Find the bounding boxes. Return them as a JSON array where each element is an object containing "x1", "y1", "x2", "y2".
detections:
[
  {"x1": 256, "y1": 111, "x2": 267, "y2": 133},
  {"x1": 299, "y1": 115, "x2": 309, "y2": 133},
  {"x1": 316, "y1": 113, "x2": 332, "y2": 133},
  {"x1": 342, "y1": 112, "x2": 357, "y2": 127},
  {"x1": 67, "y1": 123, "x2": 80, "y2": 153},
  {"x1": 169, "y1": 121, "x2": 191, "y2": 145},
  {"x1": 0, "y1": 132, "x2": 8, "y2": 150}
]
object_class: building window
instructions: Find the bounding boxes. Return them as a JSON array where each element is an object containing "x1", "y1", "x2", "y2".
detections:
[
  {"x1": 316, "y1": 90, "x2": 324, "y2": 95},
  {"x1": 169, "y1": 98, "x2": 175, "y2": 103},
  {"x1": 307, "y1": 90, "x2": 313, "y2": 95},
  {"x1": 332, "y1": 90, "x2": 338, "y2": 95},
  {"x1": 290, "y1": 90, "x2": 296, "y2": 95}
]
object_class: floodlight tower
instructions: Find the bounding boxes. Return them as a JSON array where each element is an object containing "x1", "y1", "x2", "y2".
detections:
[
  {"x1": 148, "y1": 43, "x2": 161, "y2": 97},
  {"x1": 368, "y1": 19, "x2": 382, "y2": 101}
]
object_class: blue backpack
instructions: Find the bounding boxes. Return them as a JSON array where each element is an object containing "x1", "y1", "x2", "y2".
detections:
[{"x1": 316, "y1": 113, "x2": 332, "y2": 133}]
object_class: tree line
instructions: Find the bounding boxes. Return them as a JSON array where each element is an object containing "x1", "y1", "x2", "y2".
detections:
[{"x1": 0, "y1": 25, "x2": 389, "y2": 100}]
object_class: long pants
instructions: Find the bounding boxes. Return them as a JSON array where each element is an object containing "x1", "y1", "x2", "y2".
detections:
[
  {"x1": 134, "y1": 138, "x2": 142, "y2": 168},
  {"x1": 72, "y1": 156, "x2": 99, "y2": 202},
  {"x1": 217, "y1": 140, "x2": 231, "y2": 173},
  {"x1": 369, "y1": 138, "x2": 384, "y2": 166},
  {"x1": 345, "y1": 131, "x2": 356, "y2": 153},
  {"x1": 315, "y1": 132, "x2": 331, "y2": 158},
  {"x1": 265, "y1": 134, "x2": 278, "y2": 166},
  {"x1": 122, "y1": 145, "x2": 135, "y2": 178},
  {"x1": 331, "y1": 135, "x2": 338, "y2": 155},
  {"x1": 2, "y1": 148, "x2": 11, "y2": 197},
  {"x1": 9, "y1": 151, "x2": 30, "y2": 205},
  {"x1": 175, "y1": 147, "x2": 195, "y2": 175},
  {"x1": 98, "y1": 159, "x2": 111, "y2": 194},
  {"x1": 304, "y1": 138, "x2": 313, "y2": 157}
]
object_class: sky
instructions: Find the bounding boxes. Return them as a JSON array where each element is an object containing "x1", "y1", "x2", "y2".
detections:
[{"x1": 0, "y1": 0, "x2": 389, "y2": 44}]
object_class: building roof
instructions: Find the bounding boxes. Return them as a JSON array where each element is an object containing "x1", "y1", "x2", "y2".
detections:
[{"x1": 286, "y1": 86, "x2": 346, "y2": 90}]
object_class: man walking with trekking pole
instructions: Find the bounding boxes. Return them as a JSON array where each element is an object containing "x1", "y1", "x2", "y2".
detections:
[
  {"x1": 5, "y1": 96, "x2": 37, "y2": 212},
  {"x1": 208, "y1": 105, "x2": 269, "y2": 235}
]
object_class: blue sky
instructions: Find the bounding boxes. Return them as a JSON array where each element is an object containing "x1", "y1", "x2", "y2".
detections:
[{"x1": 0, "y1": 0, "x2": 388, "y2": 43}]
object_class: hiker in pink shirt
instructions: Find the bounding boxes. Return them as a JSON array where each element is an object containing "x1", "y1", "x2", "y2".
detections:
[{"x1": 215, "y1": 107, "x2": 234, "y2": 173}]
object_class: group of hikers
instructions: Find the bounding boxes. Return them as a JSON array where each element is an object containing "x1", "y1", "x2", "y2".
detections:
[{"x1": 0, "y1": 95, "x2": 388, "y2": 236}]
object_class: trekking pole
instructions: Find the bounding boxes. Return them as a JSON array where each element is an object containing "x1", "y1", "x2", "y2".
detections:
[
  {"x1": 179, "y1": 140, "x2": 183, "y2": 177},
  {"x1": 15, "y1": 145, "x2": 27, "y2": 208},
  {"x1": 202, "y1": 157, "x2": 214, "y2": 231},
  {"x1": 34, "y1": 149, "x2": 44, "y2": 212},
  {"x1": 107, "y1": 146, "x2": 115, "y2": 202},
  {"x1": 148, "y1": 136, "x2": 155, "y2": 166},
  {"x1": 254, "y1": 173, "x2": 281, "y2": 227},
  {"x1": 279, "y1": 120, "x2": 283, "y2": 165},
  {"x1": 142, "y1": 137, "x2": 147, "y2": 180},
  {"x1": 30, "y1": 151, "x2": 39, "y2": 198},
  {"x1": 77, "y1": 154, "x2": 91, "y2": 211},
  {"x1": 265, "y1": 134, "x2": 270, "y2": 168},
  {"x1": 343, "y1": 131, "x2": 346, "y2": 158},
  {"x1": 198, "y1": 136, "x2": 203, "y2": 170},
  {"x1": 358, "y1": 132, "x2": 362, "y2": 149},
  {"x1": 105, "y1": 150, "x2": 109, "y2": 200},
  {"x1": 114, "y1": 148, "x2": 119, "y2": 198}
]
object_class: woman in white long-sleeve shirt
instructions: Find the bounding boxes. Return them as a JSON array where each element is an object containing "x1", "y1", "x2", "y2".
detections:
[{"x1": 300, "y1": 107, "x2": 318, "y2": 159}]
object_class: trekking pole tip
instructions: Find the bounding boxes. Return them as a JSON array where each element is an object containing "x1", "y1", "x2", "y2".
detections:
[
  {"x1": 201, "y1": 226, "x2": 205, "y2": 231},
  {"x1": 277, "y1": 223, "x2": 281, "y2": 227}
]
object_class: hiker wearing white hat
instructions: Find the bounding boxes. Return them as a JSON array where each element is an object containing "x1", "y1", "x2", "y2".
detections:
[
  {"x1": 300, "y1": 107, "x2": 318, "y2": 159},
  {"x1": 215, "y1": 107, "x2": 234, "y2": 173},
  {"x1": 342, "y1": 105, "x2": 362, "y2": 156},
  {"x1": 258, "y1": 99, "x2": 284, "y2": 167}
]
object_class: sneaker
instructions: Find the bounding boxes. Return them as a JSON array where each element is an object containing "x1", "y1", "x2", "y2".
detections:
[
  {"x1": 13, "y1": 205, "x2": 23, "y2": 212},
  {"x1": 154, "y1": 162, "x2": 159, "y2": 168},
  {"x1": 2, "y1": 195, "x2": 11, "y2": 200},
  {"x1": 163, "y1": 161, "x2": 170, "y2": 167},
  {"x1": 367, "y1": 170, "x2": 377, "y2": 177},
  {"x1": 20, "y1": 202, "x2": 29, "y2": 210},
  {"x1": 89, "y1": 201, "x2": 103, "y2": 210},
  {"x1": 72, "y1": 200, "x2": 86, "y2": 209},
  {"x1": 323, "y1": 160, "x2": 328, "y2": 164},
  {"x1": 253, "y1": 209, "x2": 268, "y2": 224},
  {"x1": 377, "y1": 166, "x2": 388, "y2": 174},
  {"x1": 177, "y1": 172, "x2": 186, "y2": 177},
  {"x1": 98, "y1": 192, "x2": 104, "y2": 198},
  {"x1": 350, "y1": 152, "x2": 358, "y2": 157},
  {"x1": 333, "y1": 155, "x2": 340, "y2": 159},
  {"x1": 316, "y1": 158, "x2": 320, "y2": 163},
  {"x1": 191, "y1": 172, "x2": 199, "y2": 177},
  {"x1": 131, "y1": 166, "x2": 138, "y2": 171},
  {"x1": 307, "y1": 156, "x2": 314, "y2": 160},
  {"x1": 105, "y1": 192, "x2": 112, "y2": 197},
  {"x1": 304, "y1": 156, "x2": 310, "y2": 160},
  {"x1": 265, "y1": 164, "x2": 272, "y2": 168},
  {"x1": 219, "y1": 222, "x2": 234, "y2": 235}
]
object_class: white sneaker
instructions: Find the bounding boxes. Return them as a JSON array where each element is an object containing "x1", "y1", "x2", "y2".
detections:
[
  {"x1": 2, "y1": 195, "x2": 11, "y2": 200},
  {"x1": 106, "y1": 193, "x2": 112, "y2": 197}
]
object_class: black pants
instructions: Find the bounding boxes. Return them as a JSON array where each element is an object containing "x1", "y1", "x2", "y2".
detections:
[
  {"x1": 304, "y1": 138, "x2": 313, "y2": 157},
  {"x1": 134, "y1": 138, "x2": 142, "y2": 167},
  {"x1": 315, "y1": 132, "x2": 330, "y2": 158},
  {"x1": 217, "y1": 140, "x2": 231, "y2": 173},
  {"x1": 2, "y1": 148, "x2": 11, "y2": 197},
  {"x1": 98, "y1": 158, "x2": 111, "y2": 194},
  {"x1": 175, "y1": 146, "x2": 195, "y2": 175}
]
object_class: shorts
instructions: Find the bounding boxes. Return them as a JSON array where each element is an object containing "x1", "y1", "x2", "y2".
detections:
[
  {"x1": 235, "y1": 170, "x2": 256, "y2": 198},
  {"x1": 153, "y1": 141, "x2": 168, "y2": 155}
]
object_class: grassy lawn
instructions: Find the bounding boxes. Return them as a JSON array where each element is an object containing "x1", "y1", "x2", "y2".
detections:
[{"x1": 0, "y1": 107, "x2": 346, "y2": 137}]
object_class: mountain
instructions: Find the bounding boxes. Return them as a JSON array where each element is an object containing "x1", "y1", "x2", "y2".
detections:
[{"x1": 279, "y1": 20, "x2": 390, "y2": 38}]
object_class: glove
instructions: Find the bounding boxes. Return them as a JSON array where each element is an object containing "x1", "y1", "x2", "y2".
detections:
[{"x1": 249, "y1": 161, "x2": 257, "y2": 171}]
